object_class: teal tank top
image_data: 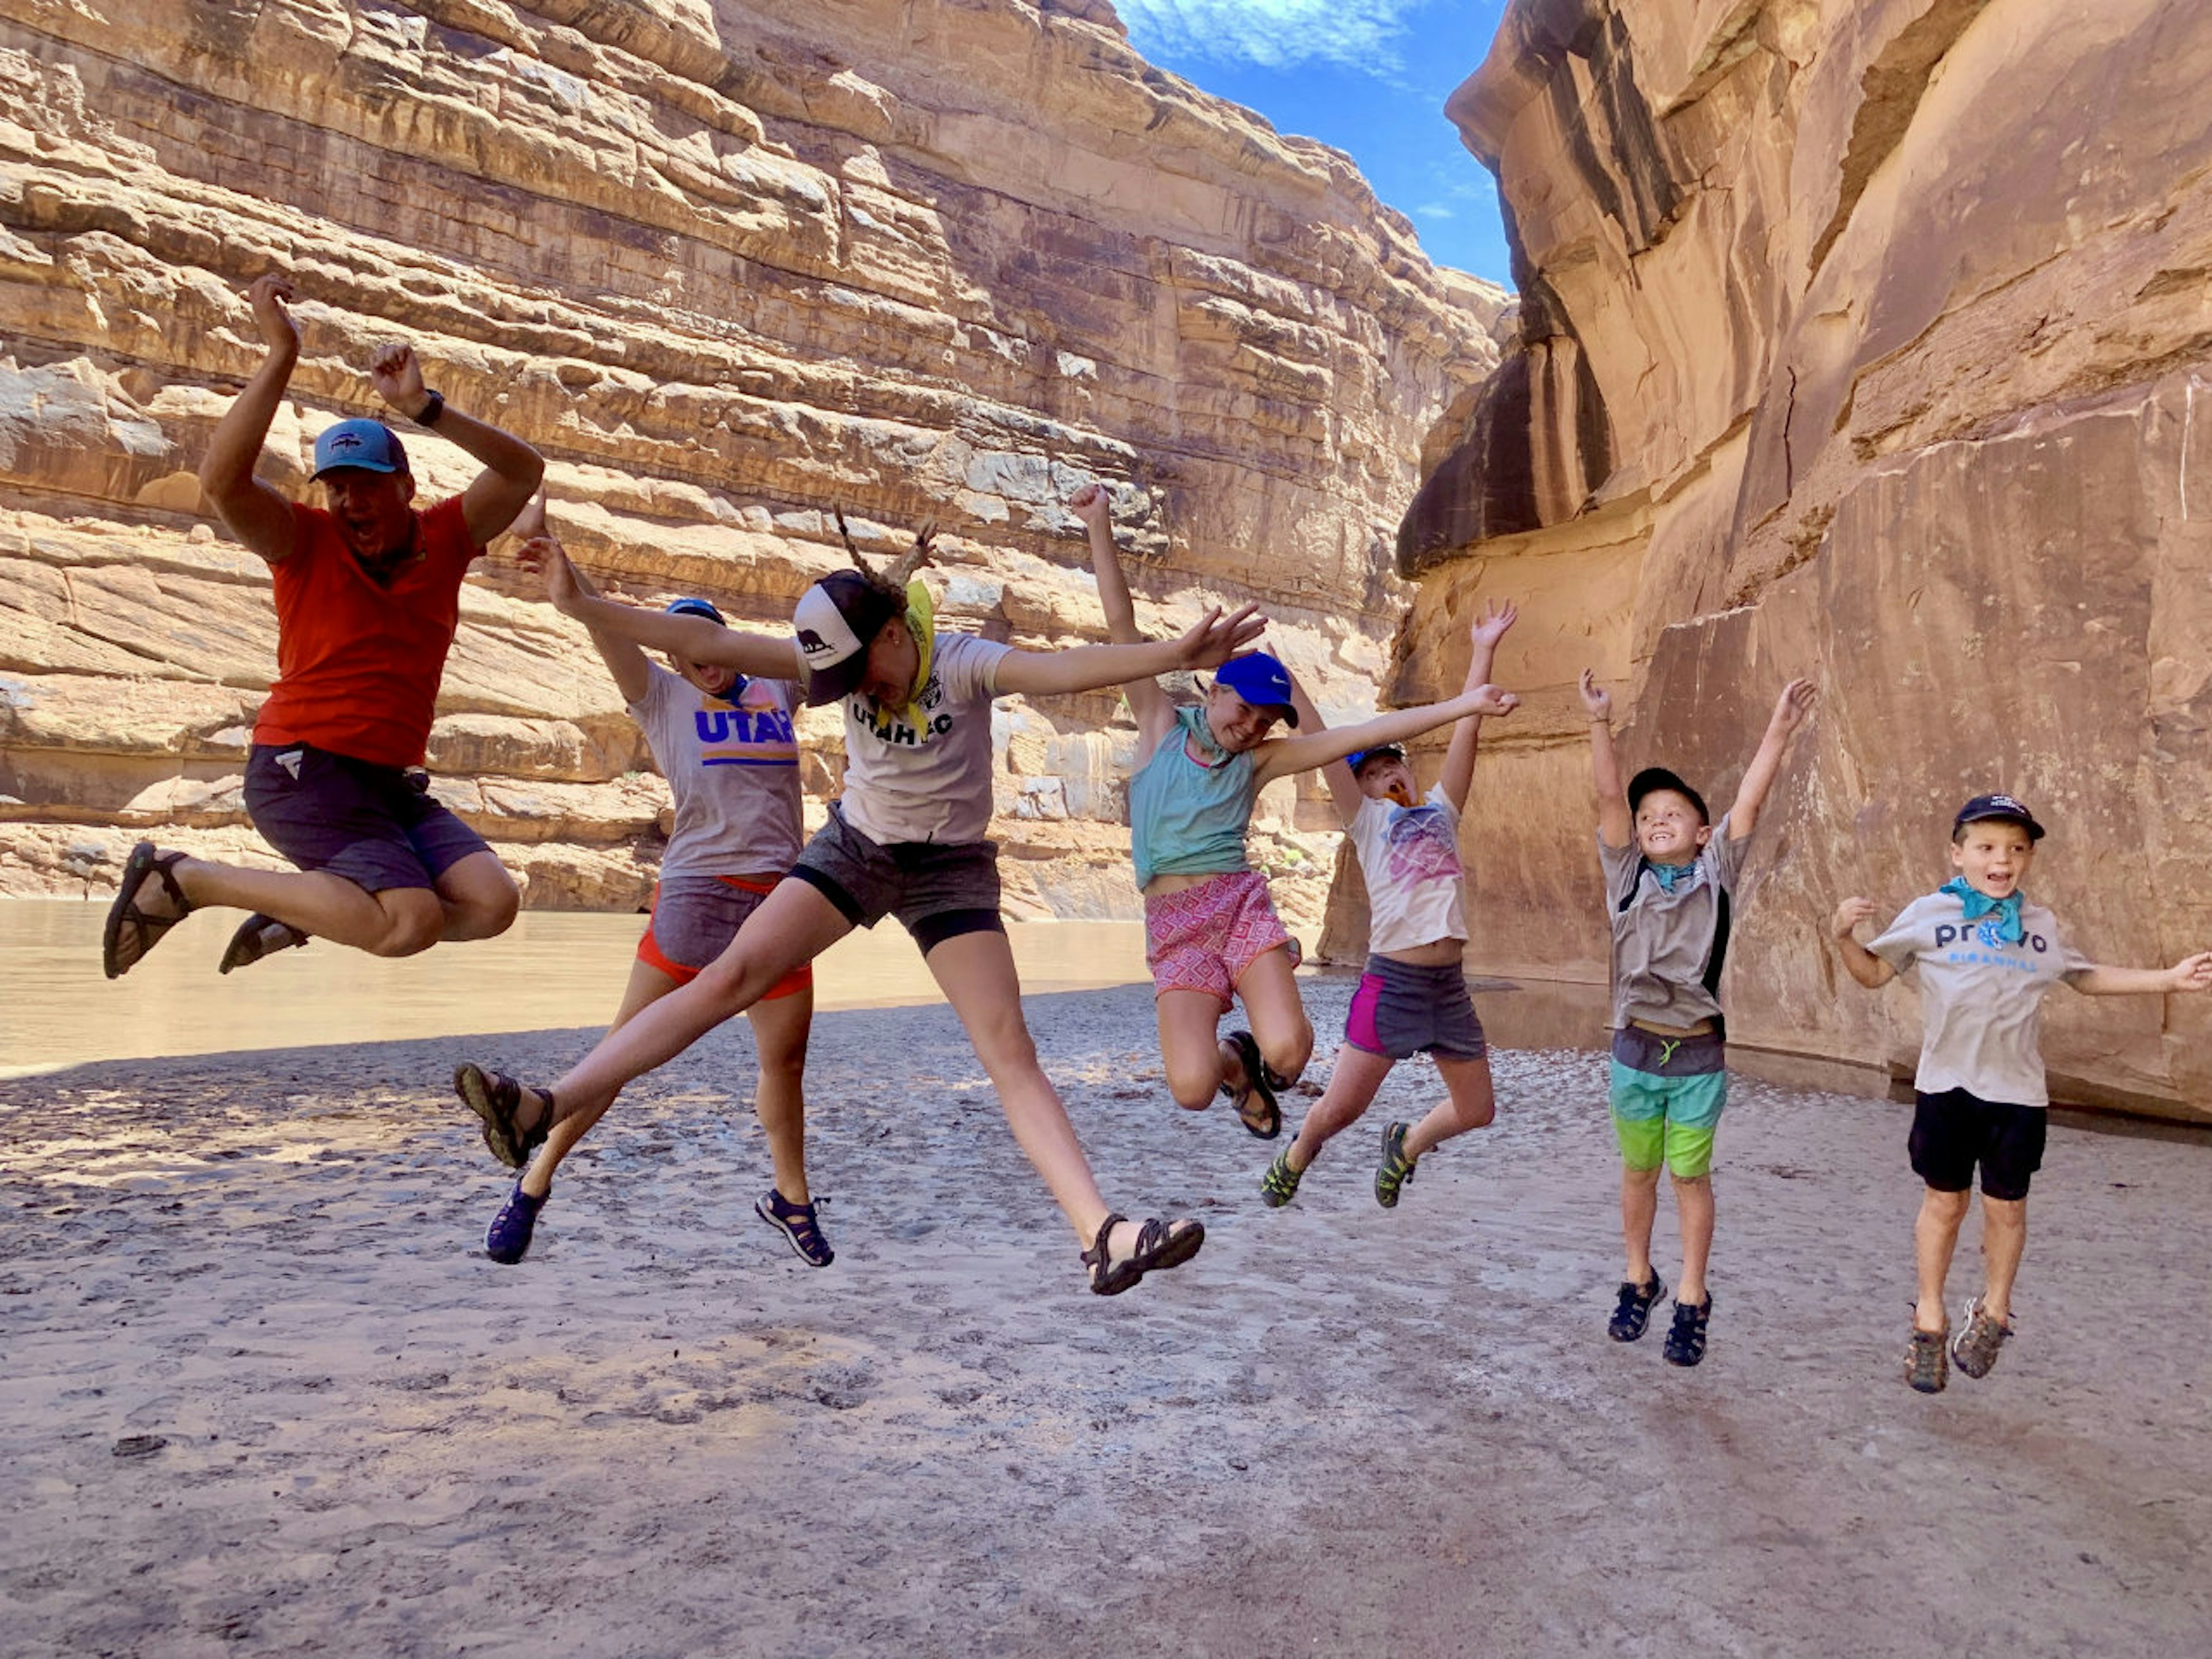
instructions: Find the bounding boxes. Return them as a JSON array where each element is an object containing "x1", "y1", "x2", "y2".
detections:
[{"x1": 1128, "y1": 706, "x2": 1259, "y2": 889}]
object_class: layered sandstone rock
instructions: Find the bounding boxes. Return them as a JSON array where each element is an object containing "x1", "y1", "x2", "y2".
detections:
[
  {"x1": 0, "y1": 0, "x2": 1503, "y2": 921},
  {"x1": 1374, "y1": 0, "x2": 2212, "y2": 1116}
]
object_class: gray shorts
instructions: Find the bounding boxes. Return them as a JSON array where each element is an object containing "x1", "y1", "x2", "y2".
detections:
[
  {"x1": 789, "y1": 806, "x2": 1004, "y2": 954},
  {"x1": 1344, "y1": 955, "x2": 1487, "y2": 1062}
]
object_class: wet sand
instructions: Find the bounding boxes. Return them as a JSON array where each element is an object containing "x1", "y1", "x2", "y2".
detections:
[{"x1": 3, "y1": 977, "x2": 2209, "y2": 1658}]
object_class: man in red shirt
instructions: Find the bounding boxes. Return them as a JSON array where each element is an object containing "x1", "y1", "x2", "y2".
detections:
[{"x1": 103, "y1": 272, "x2": 544, "y2": 977}]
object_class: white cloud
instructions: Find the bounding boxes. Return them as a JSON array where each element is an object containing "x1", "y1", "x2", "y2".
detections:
[{"x1": 1114, "y1": 0, "x2": 1425, "y2": 73}]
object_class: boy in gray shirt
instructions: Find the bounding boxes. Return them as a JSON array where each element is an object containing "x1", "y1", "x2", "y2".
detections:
[
  {"x1": 1834, "y1": 794, "x2": 2212, "y2": 1393},
  {"x1": 1581, "y1": 672, "x2": 1816, "y2": 1368}
]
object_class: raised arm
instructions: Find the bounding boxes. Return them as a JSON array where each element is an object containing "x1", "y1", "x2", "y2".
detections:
[
  {"x1": 1439, "y1": 599, "x2": 1517, "y2": 812},
  {"x1": 1580, "y1": 670, "x2": 1633, "y2": 849},
  {"x1": 2067, "y1": 953, "x2": 2212, "y2": 997},
  {"x1": 1289, "y1": 677, "x2": 1360, "y2": 827},
  {"x1": 1252, "y1": 684, "x2": 1518, "y2": 789},
  {"x1": 520, "y1": 537, "x2": 801, "y2": 682},
  {"x1": 1831, "y1": 897, "x2": 1898, "y2": 989},
  {"x1": 1726, "y1": 678, "x2": 1817, "y2": 840},
  {"x1": 994, "y1": 605, "x2": 1267, "y2": 699},
  {"x1": 197, "y1": 272, "x2": 304, "y2": 564},
  {"x1": 365, "y1": 341, "x2": 544, "y2": 548},
  {"x1": 1073, "y1": 480, "x2": 1172, "y2": 745},
  {"x1": 512, "y1": 500, "x2": 652, "y2": 704}
]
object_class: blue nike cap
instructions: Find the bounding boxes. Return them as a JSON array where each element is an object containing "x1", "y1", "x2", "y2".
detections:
[
  {"x1": 311, "y1": 418, "x2": 409, "y2": 480},
  {"x1": 665, "y1": 597, "x2": 726, "y2": 625},
  {"x1": 1213, "y1": 652, "x2": 1298, "y2": 726}
]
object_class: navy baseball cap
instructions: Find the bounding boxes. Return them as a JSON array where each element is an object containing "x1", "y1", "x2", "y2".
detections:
[
  {"x1": 311, "y1": 418, "x2": 409, "y2": 480},
  {"x1": 664, "y1": 596, "x2": 726, "y2": 626},
  {"x1": 793, "y1": 571, "x2": 904, "y2": 707},
  {"x1": 1954, "y1": 793, "x2": 2046, "y2": 841},
  {"x1": 1628, "y1": 766, "x2": 1710, "y2": 824},
  {"x1": 1213, "y1": 652, "x2": 1298, "y2": 726},
  {"x1": 1347, "y1": 743, "x2": 1406, "y2": 774}
]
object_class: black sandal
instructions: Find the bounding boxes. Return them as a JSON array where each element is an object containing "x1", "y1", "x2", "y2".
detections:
[
  {"x1": 1217, "y1": 1030, "x2": 1281, "y2": 1139},
  {"x1": 1082, "y1": 1211, "x2": 1207, "y2": 1297},
  {"x1": 218, "y1": 912, "x2": 310, "y2": 975},
  {"x1": 102, "y1": 842, "x2": 193, "y2": 980},
  {"x1": 452, "y1": 1063, "x2": 554, "y2": 1170}
]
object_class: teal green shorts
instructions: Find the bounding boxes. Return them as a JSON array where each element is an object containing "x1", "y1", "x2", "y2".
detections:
[{"x1": 1609, "y1": 1028, "x2": 1726, "y2": 1178}]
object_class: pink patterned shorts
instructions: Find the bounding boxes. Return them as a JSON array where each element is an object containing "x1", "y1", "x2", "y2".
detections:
[{"x1": 1144, "y1": 870, "x2": 1300, "y2": 1003}]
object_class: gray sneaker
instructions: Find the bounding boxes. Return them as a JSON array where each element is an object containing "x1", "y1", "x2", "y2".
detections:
[{"x1": 1951, "y1": 1297, "x2": 2011, "y2": 1379}]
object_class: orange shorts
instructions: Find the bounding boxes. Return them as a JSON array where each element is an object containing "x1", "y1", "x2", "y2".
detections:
[{"x1": 637, "y1": 873, "x2": 812, "y2": 1000}]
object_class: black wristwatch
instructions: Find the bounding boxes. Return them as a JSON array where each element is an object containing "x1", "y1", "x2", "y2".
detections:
[{"x1": 412, "y1": 390, "x2": 446, "y2": 428}]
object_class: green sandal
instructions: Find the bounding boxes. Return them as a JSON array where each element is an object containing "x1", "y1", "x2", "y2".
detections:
[
  {"x1": 1260, "y1": 1149, "x2": 1305, "y2": 1209},
  {"x1": 1374, "y1": 1120, "x2": 1418, "y2": 1209}
]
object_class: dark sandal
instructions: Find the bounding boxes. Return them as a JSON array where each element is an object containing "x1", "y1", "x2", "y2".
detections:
[
  {"x1": 219, "y1": 912, "x2": 310, "y2": 975},
  {"x1": 1083, "y1": 1211, "x2": 1206, "y2": 1297},
  {"x1": 102, "y1": 842, "x2": 194, "y2": 980},
  {"x1": 452, "y1": 1062, "x2": 554, "y2": 1170},
  {"x1": 1217, "y1": 1029, "x2": 1281, "y2": 1139}
]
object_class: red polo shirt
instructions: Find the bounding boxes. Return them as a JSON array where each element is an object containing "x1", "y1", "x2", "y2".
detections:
[{"x1": 252, "y1": 496, "x2": 479, "y2": 770}]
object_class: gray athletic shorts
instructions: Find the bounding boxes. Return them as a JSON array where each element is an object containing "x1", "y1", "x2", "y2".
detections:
[
  {"x1": 789, "y1": 806, "x2": 1004, "y2": 954},
  {"x1": 1344, "y1": 954, "x2": 1487, "y2": 1062}
]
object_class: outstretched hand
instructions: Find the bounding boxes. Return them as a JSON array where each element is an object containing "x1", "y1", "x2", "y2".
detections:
[
  {"x1": 1069, "y1": 480, "x2": 1113, "y2": 533},
  {"x1": 1832, "y1": 896, "x2": 1877, "y2": 940},
  {"x1": 368, "y1": 340, "x2": 428, "y2": 416},
  {"x1": 2167, "y1": 951, "x2": 2212, "y2": 993},
  {"x1": 517, "y1": 535, "x2": 584, "y2": 615},
  {"x1": 1470, "y1": 683, "x2": 1520, "y2": 719},
  {"x1": 1470, "y1": 597, "x2": 1518, "y2": 649},
  {"x1": 1578, "y1": 668, "x2": 1612, "y2": 722},
  {"x1": 1175, "y1": 604, "x2": 1267, "y2": 671},
  {"x1": 1770, "y1": 677, "x2": 1817, "y2": 733},
  {"x1": 245, "y1": 272, "x2": 299, "y2": 354}
]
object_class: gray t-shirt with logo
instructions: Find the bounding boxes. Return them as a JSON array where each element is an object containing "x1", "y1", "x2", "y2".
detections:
[
  {"x1": 1599, "y1": 814, "x2": 1747, "y2": 1031},
  {"x1": 1866, "y1": 891, "x2": 2092, "y2": 1107},
  {"x1": 838, "y1": 630, "x2": 1012, "y2": 846},
  {"x1": 628, "y1": 664, "x2": 804, "y2": 879}
]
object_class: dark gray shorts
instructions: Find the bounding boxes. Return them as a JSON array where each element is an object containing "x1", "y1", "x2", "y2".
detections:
[
  {"x1": 789, "y1": 806, "x2": 1003, "y2": 954},
  {"x1": 245, "y1": 742, "x2": 489, "y2": 893},
  {"x1": 1344, "y1": 955, "x2": 1488, "y2": 1062}
]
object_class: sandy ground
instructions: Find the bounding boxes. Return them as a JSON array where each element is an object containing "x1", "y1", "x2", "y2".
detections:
[{"x1": 2, "y1": 976, "x2": 2209, "y2": 1658}]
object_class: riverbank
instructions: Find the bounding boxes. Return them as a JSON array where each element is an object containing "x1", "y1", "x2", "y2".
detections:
[{"x1": 2, "y1": 979, "x2": 2207, "y2": 1657}]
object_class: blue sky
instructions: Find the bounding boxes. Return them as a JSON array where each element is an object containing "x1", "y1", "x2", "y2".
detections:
[{"x1": 1113, "y1": 0, "x2": 1514, "y2": 286}]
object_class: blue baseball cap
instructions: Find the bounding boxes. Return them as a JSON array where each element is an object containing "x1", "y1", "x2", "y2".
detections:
[
  {"x1": 311, "y1": 418, "x2": 409, "y2": 480},
  {"x1": 1955, "y1": 793, "x2": 2045, "y2": 841},
  {"x1": 1347, "y1": 743, "x2": 1406, "y2": 774},
  {"x1": 1212, "y1": 652, "x2": 1298, "y2": 726},
  {"x1": 664, "y1": 597, "x2": 726, "y2": 625}
]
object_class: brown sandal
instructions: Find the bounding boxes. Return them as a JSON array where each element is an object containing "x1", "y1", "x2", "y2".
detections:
[
  {"x1": 452, "y1": 1062, "x2": 554, "y2": 1170},
  {"x1": 102, "y1": 842, "x2": 194, "y2": 980},
  {"x1": 1082, "y1": 1212, "x2": 1206, "y2": 1297}
]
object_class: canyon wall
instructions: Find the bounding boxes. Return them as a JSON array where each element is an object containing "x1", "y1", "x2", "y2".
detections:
[
  {"x1": 0, "y1": 0, "x2": 1503, "y2": 925},
  {"x1": 1375, "y1": 0, "x2": 2212, "y2": 1116}
]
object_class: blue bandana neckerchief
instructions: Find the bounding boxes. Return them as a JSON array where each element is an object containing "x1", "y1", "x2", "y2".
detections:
[
  {"x1": 1644, "y1": 856, "x2": 1697, "y2": 893},
  {"x1": 1940, "y1": 876, "x2": 2025, "y2": 944}
]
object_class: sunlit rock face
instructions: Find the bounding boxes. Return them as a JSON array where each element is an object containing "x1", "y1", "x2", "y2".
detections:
[
  {"x1": 1369, "y1": 0, "x2": 2212, "y2": 1116},
  {"x1": 0, "y1": 0, "x2": 1503, "y2": 923}
]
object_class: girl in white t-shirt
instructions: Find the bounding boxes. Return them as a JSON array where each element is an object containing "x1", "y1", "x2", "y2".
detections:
[
  {"x1": 454, "y1": 526, "x2": 1266, "y2": 1296},
  {"x1": 1262, "y1": 601, "x2": 1520, "y2": 1211}
]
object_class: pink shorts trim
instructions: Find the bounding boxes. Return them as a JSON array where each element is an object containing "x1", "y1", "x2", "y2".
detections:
[{"x1": 1144, "y1": 870, "x2": 1299, "y2": 1003}]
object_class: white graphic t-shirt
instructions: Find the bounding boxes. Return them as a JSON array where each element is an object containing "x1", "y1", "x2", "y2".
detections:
[
  {"x1": 628, "y1": 665, "x2": 804, "y2": 878},
  {"x1": 1867, "y1": 890, "x2": 2092, "y2": 1107},
  {"x1": 1349, "y1": 783, "x2": 1467, "y2": 956},
  {"x1": 837, "y1": 631, "x2": 1012, "y2": 846}
]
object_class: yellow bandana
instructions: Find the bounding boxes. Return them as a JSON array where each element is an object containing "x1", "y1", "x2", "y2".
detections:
[{"x1": 888, "y1": 578, "x2": 936, "y2": 731}]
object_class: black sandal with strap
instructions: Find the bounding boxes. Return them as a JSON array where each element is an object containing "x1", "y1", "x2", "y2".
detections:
[
  {"x1": 1217, "y1": 1030, "x2": 1281, "y2": 1139},
  {"x1": 102, "y1": 842, "x2": 194, "y2": 980},
  {"x1": 452, "y1": 1062, "x2": 554, "y2": 1170},
  {"x1": 218, "y1": 912, "x2": 310, "y2": 975},
  {"x1": 1082, "y1": 1211, "x2": 1207, "y2": 1297}
]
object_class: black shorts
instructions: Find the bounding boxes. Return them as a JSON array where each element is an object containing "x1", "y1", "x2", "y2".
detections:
[
  {"x1": 245, "y1": 743, "x2": 490, "y2": 894},
  {"x1": 789, "y1": 806, "x2": 1003, "y2": 955},
  {"x1": 1909, "y1": 1088, "x2": 2047, "y2": 1202}
]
